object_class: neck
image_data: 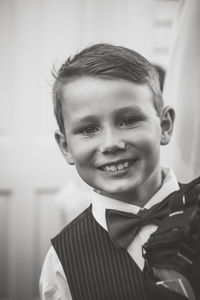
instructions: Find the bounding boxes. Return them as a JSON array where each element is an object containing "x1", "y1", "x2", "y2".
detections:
[{"x1": 100, "y1": 169, "x2": 164, "y2": 206}]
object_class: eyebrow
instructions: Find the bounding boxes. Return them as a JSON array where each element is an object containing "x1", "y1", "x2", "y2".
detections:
[
  {"x1": 70, "y1": 116, "x2": 97, "y2": 127},
  {"x1": 70, "y1": 105, "x2": 145, "y2": 127},
  {"x1": 113, "y1": 106, "x2": 144, "y2": 115}
]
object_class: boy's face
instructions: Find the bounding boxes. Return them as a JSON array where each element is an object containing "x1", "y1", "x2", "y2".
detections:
[{"x1": 57, "y1": 77, "x2": 173, "y2": 205}]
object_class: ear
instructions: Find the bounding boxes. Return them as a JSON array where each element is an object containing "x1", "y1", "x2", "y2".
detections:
[
  {"x1": 55, "y1": 130, "x2": 74, "y2": 165},
  {"x1": 160, "y1": 106, "x2": 175, "y2": 145}
]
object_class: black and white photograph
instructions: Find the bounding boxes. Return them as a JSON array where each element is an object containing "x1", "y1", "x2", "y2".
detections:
[{"x1": 0, "y1": 0, "x2": 200, "y2": 299}]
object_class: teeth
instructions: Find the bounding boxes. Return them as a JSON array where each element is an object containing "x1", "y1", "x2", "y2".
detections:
[
  {"x1": 117, "y1": 164, "x2": 124, "y2": 170},
  {"x1": 104, "y1": 161, "x2": 129, "y2": 172},
  {"x1": 111, "y1": 165, "x2": 117, "y2": 172},
  {"x1": 124, "y1": 162, "x2": 128, "y2": 168}
]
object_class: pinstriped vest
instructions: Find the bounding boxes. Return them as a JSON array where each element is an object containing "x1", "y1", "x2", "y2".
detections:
[{"x1": 52, "y1": 206, "x2": 148, "y2": 300}]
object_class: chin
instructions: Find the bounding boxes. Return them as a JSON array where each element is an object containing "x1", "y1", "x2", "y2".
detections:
[{"x1": 99, "y1": 181, "x2": 137, "y2": 199}]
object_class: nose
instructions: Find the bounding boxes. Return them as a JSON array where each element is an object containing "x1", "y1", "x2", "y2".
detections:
[{"x1": 99, "y1": 130, "x2": 126, "y2": 154}]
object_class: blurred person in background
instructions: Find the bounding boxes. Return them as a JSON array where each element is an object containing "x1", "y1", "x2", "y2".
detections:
[{"x1": 163, "y1": 0, "x2": 200, "y2": 182}]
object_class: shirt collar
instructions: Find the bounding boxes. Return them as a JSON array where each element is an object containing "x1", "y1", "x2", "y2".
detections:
[{"x1": 92, "y1": 168, "x2": 179, "y2": 231}]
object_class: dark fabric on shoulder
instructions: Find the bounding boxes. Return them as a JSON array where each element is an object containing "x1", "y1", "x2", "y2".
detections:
[
  {"x1": 52, "y1": 205, "x2": 148, "y2": 300},
  {"x1": 170, "y1": 176, "x2": 200, "y2": 212},
  {"x1": 143, "y1": 177, "x2": 200, "y2": 300}
]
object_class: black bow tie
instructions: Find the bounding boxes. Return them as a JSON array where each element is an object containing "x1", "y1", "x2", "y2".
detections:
[{"x1": 106, "y1": 198, "x2": 170, "y2": 249}]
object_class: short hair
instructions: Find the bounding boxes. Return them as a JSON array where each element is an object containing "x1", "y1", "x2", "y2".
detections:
[
  {"x1": 52, "y1": 43, "x2": 164, "y2": 135},
  {"x1": 153, "y1": 64, "x2": 166, "y2": 92}
]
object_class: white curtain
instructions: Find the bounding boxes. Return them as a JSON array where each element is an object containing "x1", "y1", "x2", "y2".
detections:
[{"x1": 163, "y1": 0, "x2": 200, "y2": 182}]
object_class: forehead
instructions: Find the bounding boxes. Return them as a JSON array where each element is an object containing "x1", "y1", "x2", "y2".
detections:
[{"x1": 60, "y1": 76, "x2": 155, "y2": 119}]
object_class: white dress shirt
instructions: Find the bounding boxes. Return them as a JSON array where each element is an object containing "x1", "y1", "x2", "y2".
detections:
[{"x1": 39, "y1": 168, "x2": 179, "y2": 300}]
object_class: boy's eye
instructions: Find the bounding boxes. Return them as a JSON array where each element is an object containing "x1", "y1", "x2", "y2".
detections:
[
  {"x1": 80, "y1": 126, "x2": 99, "y2": 135},
  {"x1": 119, "y1": 117, "x2": 136, "y2": 127}
]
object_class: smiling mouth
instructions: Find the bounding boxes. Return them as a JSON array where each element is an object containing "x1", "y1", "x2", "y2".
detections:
[{"x1": 100, "y1": 160, "x2": 131, "y2": 173}]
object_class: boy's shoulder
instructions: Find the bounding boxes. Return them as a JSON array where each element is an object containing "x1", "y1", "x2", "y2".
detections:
[
  {"x1": 179, "y1": 176, "x2": 200, "y2": 200},
  {"x1": 52, "y1": 204, "x2": 92, "y2": 240}
]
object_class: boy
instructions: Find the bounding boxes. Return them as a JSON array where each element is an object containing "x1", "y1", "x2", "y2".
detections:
[{"x1": 40, "y1": 44, "x2": 199, "y2": 300}]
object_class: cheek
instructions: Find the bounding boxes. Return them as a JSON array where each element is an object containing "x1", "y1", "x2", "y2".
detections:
[
  {"x1": 136, "y1": 131, "x2": 160, "y2": 158},
  {"x1": 69, "y1": 139, "x2": 96, "y2": 166}
]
